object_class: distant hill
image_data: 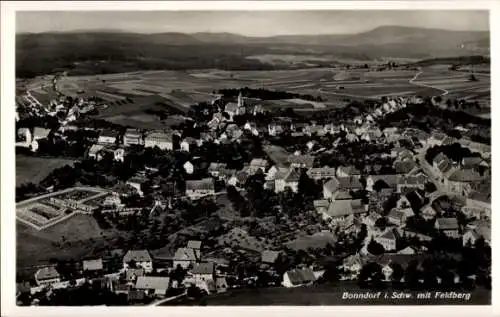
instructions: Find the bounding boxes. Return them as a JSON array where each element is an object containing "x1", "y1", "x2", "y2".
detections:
[
  {"x1": 16, "y1": 26, "x2": 490, "y2": 78},
  {"x1": 412, "y1": 55, "x2": 490, "y2": 66}
]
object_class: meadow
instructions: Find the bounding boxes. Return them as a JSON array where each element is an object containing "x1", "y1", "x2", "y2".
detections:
[{"x1": 16, "y1": 155, "x2": 76, "y2": 187}]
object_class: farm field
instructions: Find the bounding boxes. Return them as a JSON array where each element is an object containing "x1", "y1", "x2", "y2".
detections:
[
  {"x1": 16, "y1": 155, "x2": 76, "y2": 187},
  {"x1": 22, "y1": 67, "x2": 490, "y2": 118},
  {"x1": 16, "y1": 214, "x2": 123, "y2": 279}
]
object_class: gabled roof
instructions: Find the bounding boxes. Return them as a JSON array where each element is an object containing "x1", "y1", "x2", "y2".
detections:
[
  {"x1": 338, "y1": 177, "x2": 363, "y2": 189},
  {"x1": 126, "y1": 268, "x2": 145, "y2": 280},
  {"x1": 431, "y1": 132, "x2": 448, "y2": 141},
  {"x1": 323, "y1": 178, "x2": 340, "y2": 193},
  {"x1": 285, "y1": 268, "x2": 316, "y2": 285},
  {"x1": 35, "y1": 266, "x2": 60, "y2": 281},
  {"x1": 378, "y1": 229, "x2": 399, "y2": 241},
  {"x1": 370, "y1": 175, "x2": 399, "y2": 188},
  {"x1": 135, "y1": 276, "x2": 170, "y2": 291},
  {"x1": 446, "y1": 169, "x2": 484, "y2": 182},
  {"x1": 337, "y1": 165, "x2": 361, "y2": 175},
  {"x1": 186, "y1": 178, "x2": 214, "y2": 191},
  {"x1": 398, "y1": 175, "x2": 426, "y2": 186},
  {"x1": 192, "y1": 262, "x2": 215, "y2": 275},
  {"x1": 187, "y1": 240, "x2": 202, "y2": 250},
  {"x1": 173, "y1": 247, "x2": 197, "y2": 262},
  {"x1": 435, "y1": 217, "x2": 459, "y2": 230},
  {"x1": 394, "y1": 160, "x2": 416, "y2": 174},
  {"x1": 287, "y1": 155, "x2": 315, "y2": 168},
  {"x1": 225, "y1": 102, "x2": 239, "y2": 112},
  {"x1": 89, "y1": 144, "x2": 105, "y2": 154},
  {"x1": 333, "y1": 190, "x2": 353, "y2": 200},
  {"x1": 33, "y1": 127, "x2": 51, "y2": 139},
  {"x1": 83, "y1": 258, "x2": 103, "y2": 271},
  {"x1": 388, "y1": 209, "x2": 405, "y2": 220},
  {"x1": 250, "y1": 158, "x2": 269, "y2": 168},
  {"x1": 145, "y1": 131, "x2": 173, "y2": 141},
  {"x1": 468, "y1": 191, "x2": 491, "y2": 204},
  {"x1": 462, "y1": 156, "x2": 483, "y2": 167},
  {"x1": 261, "y1": 250, "x2": 281, "y2": 264},
  {"x1": 326, "y1": 199, "x2": 365, "y2": 218},
  {"x1": 313, "y1": 199, "x2": 329, "y2": 208},
  {"x1": 284, "y1": 169, "x2": 301, "y2": 183},
  {"x1": 123, "y1": 250, "x2": 152, "y2": 263},
  {"x1": 307, "y1": 167, "x2": 336, "y2": 179},
  {"x1": 433, "y1": 153, "x2": 448, "y2": 165}
]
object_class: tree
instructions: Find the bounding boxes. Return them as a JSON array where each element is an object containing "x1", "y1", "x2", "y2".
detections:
[
  {"x1": 358, "y1": 262, "x2": 383, "y2": 288},
  {"x1": 374, "y1": 217, "x2": 388, "y2": 231},
  {"x1": 391, "y1": 263, "x2": 405, "y2": 284},
  {"x1": 367, "y1": 239, "x2": 385, "y2": 255}
]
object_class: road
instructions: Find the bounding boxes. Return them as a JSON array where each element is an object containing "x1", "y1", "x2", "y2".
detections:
[{"x1": 409, "y1": 71, "x2": 449, "y2": 97}]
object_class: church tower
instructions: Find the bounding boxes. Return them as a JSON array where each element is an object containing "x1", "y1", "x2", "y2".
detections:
[{"x1": 237, "y1": 91, "x2": 244, "y2": 108}]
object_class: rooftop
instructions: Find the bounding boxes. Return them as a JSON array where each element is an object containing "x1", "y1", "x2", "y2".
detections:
[
  {"x1": 285, "y1": 268, "x2": 316, "y2": 286},
  {"x1": 435, "y1": 217, "x2": 459, "y2": 230},
  {"x1": 261, "y1": 250, "x2": 281, "y2": 264},
  {"x1": 325, "y1": 199, "x2": 365, "y2": 218},
  {"x1": 135, "y1": 276, "x2": 170, "y2": 291},
  {"x1": 186, "y1": 178, "x2": 215, "y2": 191},
  {"x1": 83, "y1": 258, "x2": 103, "y2": 271},
  {"x1": 35, "y1": 266, "x2": 60, "y2": 281},
  {"x1": 123, "y1": 250, "x2": 152, "y2": 263},
  {"x1": 192, "y1": 262, "x2": 215, "y2": 275}
]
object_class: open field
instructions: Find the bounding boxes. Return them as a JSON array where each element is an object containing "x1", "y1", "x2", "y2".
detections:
[
  {"x1": 16, "y1": 213, "x2": 123, "y2": 279},
  {"x1": 22, "y1": 67, "x2": 490, "y2": 119},
  {"x1": 16, "y1": 155, "x2": 76, "y2": 187}
]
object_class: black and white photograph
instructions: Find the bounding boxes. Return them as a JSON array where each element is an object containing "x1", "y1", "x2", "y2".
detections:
[{"x1": 1, "y1": 1, "x2": 496, "y2": 313}]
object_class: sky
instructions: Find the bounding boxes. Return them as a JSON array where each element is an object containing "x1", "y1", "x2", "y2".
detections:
[{"x1": 16, "y1": 11, "x2": 489, "y2": 36}]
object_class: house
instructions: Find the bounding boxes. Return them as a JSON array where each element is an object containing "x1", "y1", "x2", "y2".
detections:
[
  {"x1": 366, "y1": 175, "x2": 399, "y2": 191},
  {"x1": 191, "y1": 262, "x2": 215, "y2": 283},
  {"x1": 88, "y1": 144, "x2": 106, "y2": 160},
  {"x1": 321, "y1": 199, "x2": 366, "y2": 222},
  {"x1": 144, "y1": 131, "x2": 173, "y2": 150},
  {"x1": 208, "y1": 162, "x2": 227, "y2": 178},
  {"x1": 387, "y1": 209, "x2": 408, "y2": 227},
  {"x1": 463, "y1": 230, "x2": 480, "y2": 247},
  {"x1": 123, "y1": 128, "x2": 144, "y2": 147},
  {"x1": 261, "y1": 250, "x2": 281, "y2": 265},
  {"x1": 126, "y1": 176, "x2": 149, "y2": 197},
  {"x1": 135, "y1": 276, "x2": 170, "y2": 297},
  {"x1": 336, "y1": 165, "x2": 361, "y2": 178},
  {"x1": 323, "y1": 178, "x2": 340, "y2": 200},
  {"x1": 187, "y1": 240, "x2": 202, "y2": 260},
  {"x1": 287, "y1": 155, "x2": 314, "y2": 169},
  {"x1": 113, "y1": 147, "x2": 127, "y2": 162},
  {"x1": 466, "y1": 191, "x2": 491, "y2": 219},
  {"x1": 123, "y1": 250, "x2": 153, "y2": 273},
  {"x1": 183, "y1": 161, "x2": 194, "y2": 175},
  {"x1": 363, "y1": 212, "x2": 382, "y2": 228},
  {"x1": 397, "y1": 246, "x2": 416, "y2": 255},
  {"x1": 307, "y1": 167, "x2": 336, "y2": 181},
  {"x1": 313, "y1": 199, "x2": 330, "y2": 214},
  {"x1": 83, "y1": 258, "x2": 103, "y2": 272},
  {"x1": 444, "y1": 168, "x2": 486, "y2": 196},
  {"x1": 180, "y1": 137, "x2": 197, "y2": 152},
  {"x1": 428, "y1": 132, "x2": 448, "y2": 147},
  {"x1": 173, "y1": 247, "x2": 198, "y2": 269},
  {"x1": 434, "y1": 218, "x2": 459, "y2": 238},
  {"x1": 266, "y1": 165, "x2": 286, "y2": 181},
  {"x1": 185, "y1": 178, "x2": 215, "y2": 199},
  {"x1": 461, "y1": 156, "x2": 487, "y2": 169},
  {"x1": 249, "y1": 158, "x2": 269, "y2": 174},
  {"x1": 397, "y1": 175, "x2": 426, "y2": 193},
  {"x1": 34, "y1": 267, "x2": 60, "y2": 286},
  {"x1": 375, "y1": 229, "x2": 399, "y2": 251},
  {"x1": 215, "y1": 277, "x2": 228, "y2": 293},
  {"x1": 394, "y1": 160, "x2": 416, "y2": 174},
  {"x1": 274, "y1": 168, "x2": 300, "y2": 193},
  {"x1": 228, "y1": 170, "x2": 250, "y2": 188},
  {"x1": 17, "y1": 127, "x2": 32, "y2": 144},
  {"x1": 98, "y1": 130, "x2": 118, "y2": 145},
  {"x1": 337, "y1": 177, "x2": 363, "y2": 191},
  {"x1": 282, "y1": 268, "x2": 317, "y2": 288},
  {"x1": 33, "y1": 126, "x2": 51, "y2": 141},
  {"x1": 268, "y1": 123, "x2": 284, "y2": 136}
]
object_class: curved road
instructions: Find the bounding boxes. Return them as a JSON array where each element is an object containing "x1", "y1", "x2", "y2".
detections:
[{"x1": 409, "y1": 71, "x2": 449, "y2": 97}]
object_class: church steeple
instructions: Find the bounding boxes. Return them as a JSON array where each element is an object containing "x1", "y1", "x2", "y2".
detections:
[{"x1": 237, "y1": 91, "x2": 244, "y2": 108}]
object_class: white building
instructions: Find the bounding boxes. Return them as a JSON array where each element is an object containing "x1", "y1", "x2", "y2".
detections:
[
  {"x1": 123, "y1": 250, "x2": 153, "y2": 273},
  {"x1": 145, "y1": 131, "x2": 173, "y2": 150}
]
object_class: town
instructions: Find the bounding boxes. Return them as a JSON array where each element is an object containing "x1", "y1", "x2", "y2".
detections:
[
  {"x1": 12, "y1": 9, "x2": 491, "y2": 307},
  {"x1": 15, "y1": 81, "x2": 491, "y2": 305}
]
